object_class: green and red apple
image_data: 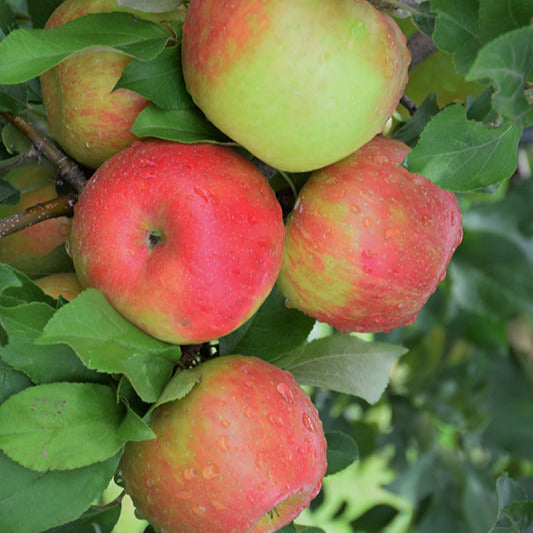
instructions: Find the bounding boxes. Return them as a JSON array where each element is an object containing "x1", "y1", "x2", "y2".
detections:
[
  {"x1": 67, "y1": 139, "x2": 285, "y2": 344},
  {"x1": 120, "y1": 355, "x2": 327, "y2": 533},
  {"x1": 35, "y1": 272, "x2": 83, "y2": 300},
  {"x1": 0, "y1": 165, "x2": 73, "y2": 278},
  {"x1": 39, "y1": 0, "x2": 184, "y2": 169},
  {"x1": 277, "y1": 135, "x2": 463, "y2": 333},
  {"x1": 181, "y1": 0, "x2": 410, "y2": 172}
]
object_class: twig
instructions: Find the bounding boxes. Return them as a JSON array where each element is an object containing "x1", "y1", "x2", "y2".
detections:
[
  {"x1": 0, "y1": 194, "x2": 76, "y2": 238},
  {"x1": 407, "y1": 32, "x2": 438, "y2": 70},
  {"x1": 400, "y1": 94, "x2": 418, "y2": 116},
  {"x1": 1, "y1": 112, "x2": 87, "y2": 194}
]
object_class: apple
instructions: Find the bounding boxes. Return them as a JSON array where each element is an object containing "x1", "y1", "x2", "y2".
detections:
[
  {"x1": 0, "y1": 165, "x2": 73, "y2": 278},
  {"x1": 120, "y1": 354, "x2": 327, "y2": 533},
  {"x1": 35, "y1": 272, "x2": 83, "y2": 300},
  {"x1": 67, "y1": 139, "x2": 285, "y2": 345},
  {"x1": 277, "y1": 135, "x2": 463, "y2": 333},
  {"x1": 39, "y1": 0, "x2": 184, "y2": 169},
  {"x1": 181, "y1": 0, "x2": 410, "y2": 172}
]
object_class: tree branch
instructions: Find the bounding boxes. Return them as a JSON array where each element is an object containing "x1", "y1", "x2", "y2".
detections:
[
  {"x1": 1, "y1": 112, "x2": 87, "y2": 194},
  {"x1": 0, "y1": 194, "x2": 76, "y2": 238}
]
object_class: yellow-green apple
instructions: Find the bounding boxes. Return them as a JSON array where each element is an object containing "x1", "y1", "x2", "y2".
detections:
[
  {"x1": 0, "y1": 165, "x2": 73, "y2": 278},
  {"x1": 181, "y1": 0, "x2": 410, "y2": 172},
  {"x1": 120, "y1": 355, "x2": 327, "y2": 533},
  {"x1": 277, "y1": 135, "x2": 463, "y2": 333},
  {"x1": 35, "y1": 272, "x2": 83, "y2": 300},
  {"x1": 39, "y1": 0, "x2": 184, "y2": 169},
  {"x1": 67, "y1": 139, "x2": 285, "y2": 344}
]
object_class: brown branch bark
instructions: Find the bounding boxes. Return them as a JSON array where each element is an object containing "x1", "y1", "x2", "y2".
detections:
[
  {"x1": 407, "y1": 32, "x2": 438, "y2": 71},
  {"x1": 1, "y1": 112, "x2": 87, "y2": 194},
  {"x1": 0, "y1": 194, "x2": 76, "y2": 239}
]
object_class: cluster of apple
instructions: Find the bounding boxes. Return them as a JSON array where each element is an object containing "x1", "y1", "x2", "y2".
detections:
[{"x1": 0, "y1": 0, "x2": 464, "y2": 531}]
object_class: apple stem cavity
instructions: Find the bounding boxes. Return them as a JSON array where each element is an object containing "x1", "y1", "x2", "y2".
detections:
[{"x1": 147, "y1": 228, "x2": 165, "y2": 250}]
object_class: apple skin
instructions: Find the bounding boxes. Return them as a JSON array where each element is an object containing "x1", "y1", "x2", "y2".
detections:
[
  {"x1": 35, "y1": 272, "x2": 83, "y2": 300},
  {"x1": 0, "y1": 166, "x2": 73, "y2": 278},
  {"x1": 277, "y1": 135, "x2": 463, "y2": 333},
  {"x1": 181, "y1": 0, "x2": 410, "y2": 172},
  {"x1": 39, "y1": 0, "x2": 183, "y2": 169},
  {"x1": 67, "y1": 139, "x2": 285, "y2": 345},
  {"x1": 120, "y1": 355, "x2": 327, "y2": 533}
]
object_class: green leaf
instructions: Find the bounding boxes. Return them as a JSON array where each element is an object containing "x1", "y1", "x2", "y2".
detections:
[
  {"x1": 450, "y1": 230, "x2": 533, "y2": 321},
  {"x1": 0, "y1": 12, "x2": 172, "y2": 84},
  {"x1": 37, "y1": 289, "x2": 178, "y2": 403},
  {"x1": 26, "y1": 0, "x2": 64, "y2": 29},
  {"x1": 117, "y1": 403, "x2": 156, "y2": 442},
  {"x1": 405, "y1": 104, "x2": 522, "y2": 191},
  {"x1": 492, "y1": 502, "x2": 533, "y2": 532},
  {"x1": 0, "y1": 263, "x2": 57, "y2": 307},
  {"x1": 151, "y1": 365, "x2": 201, "y2": 409},
  {"x1": 325, "y1": 431, "x2": 359, "y2": 476},
  {"x1": 0, "y1": 80, "x2": 42, "y2": 114},
  {"x1": 276, "y1": 334, "x2": 407, "y2": 404},
  {"x1": 484, "y1": 359, "x2": 533, "y2": 461},
  {"x1": 467, "y1": 27, "x2": 533, "y2": 128},
  {"x1": 0, "y1": 0, "x2": 15, "y2": 40},
  {"x1": 130, "y1": 103, "x2": 231, "y2": 144},
  {"x1": 0, "y1": 450, "x2": 120, "y2": 533},
  {"x1": 430, "y1": 0, "x2": 482, "y2": 75},
  {"x1": 44, "y1": 501, "x2": 122, "y2": 533},
  {"x1": 1, "y1": 122, "x2": 33, "y2": 155},
  {"x1": 0, "y1": 179, "x2": 19, "y2": 204},
  {"x1": 114, "y1": 44, "x2": 191, "y2": 110},
  {"x1": 0, "y1": 301, "x2": 102, "y2": 384},
  {"x1": 495, "y1": 475, "x2": 528, "y2": 512},
  {"x1": 393, "y1": 92, "x2": 440, "y2": 147},
  {"x1": 0, "y1": 382, "x2": 125, "y2": 471},
  {"x1": 0, "y1": 363, "x2": 31, "y2": 403},
  {"x1": 478, "y1": 0, "x2": 533, "y2": 42},
  {"x1": 218, "y1": 286, "x2": 316, "y2": 362}
]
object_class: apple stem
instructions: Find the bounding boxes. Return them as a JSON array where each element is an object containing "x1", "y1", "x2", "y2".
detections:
[
  {"x1": 1, "y1": 112, "x2": 88, "y2": 194},
  {"x1": 0, "y1": 194, "x2": 76, "y2": 238}
]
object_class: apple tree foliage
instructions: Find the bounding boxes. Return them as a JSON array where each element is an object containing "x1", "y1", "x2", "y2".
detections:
[{"x1": 0, "y1": 0, "x2": 532, "y2": 532}]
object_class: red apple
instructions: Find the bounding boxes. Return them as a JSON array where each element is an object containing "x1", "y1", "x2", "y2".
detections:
[
  {"x1": 120, "y1": 355, "x2": 327, "y2": 533},
  {"x1": 182, "y1": 0, "x2": 410, "y2": 172},
  {"x1": 35, "y1": 272, "x2": 83, "y2": 300},
  {"x1": 0, "y1": 165, "x2": 73, "y2": 278},
  {"x1": 277, "y1": 135, "x2": 463, "y2": 333},
  {"x1": 39, "y1": 0, "x2": 184, "y2": 169},
  {"x1": 67, "y1": 139, "x2": 285, "y2": 344}
]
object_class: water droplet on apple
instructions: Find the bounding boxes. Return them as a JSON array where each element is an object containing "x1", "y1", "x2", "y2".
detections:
[
  {"x1": 268, "y1": 412, "x2": 284, "y2": 426},
  {"x1": 276, "y1": 382, "x2": 295, "y2": 404},
  {"x1": 182, "y1": 467, "x2": 196, "y2": 481},
  {"x1": 362, "y1": 217, "x2": 372, "y2": 229},
  {"x1": 192, "y1": 505, "x2": 207, "y2": 516},
  {"x1": 217, "y1": 435, "x2": 229, "y2": 452},
  {"x1": 302, "y1": 413, "x2": 316, "y2": 432},
  {"x1": 256, "y1": 452, "x2": 266, "y2": 470},
  {"x1": 221, "y1": 418, "x2": 231, "y2": 428},
  {"x1": 421, "y1": 214, "x2": 432, "y2": 226},
  {"x1": 202, "y1": 464, "x2": 219, "y2": 480},
  {"x1": 350, "y1": 204, "x2": 360, "y2": 215},
  {"x1": 176, "y1": 490, "x2": 193, "y2": 501}
]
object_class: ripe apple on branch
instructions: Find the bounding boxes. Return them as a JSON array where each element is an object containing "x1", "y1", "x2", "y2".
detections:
[{"x1": 5, "y1": 0, "x2": 519, "y2": 531}]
